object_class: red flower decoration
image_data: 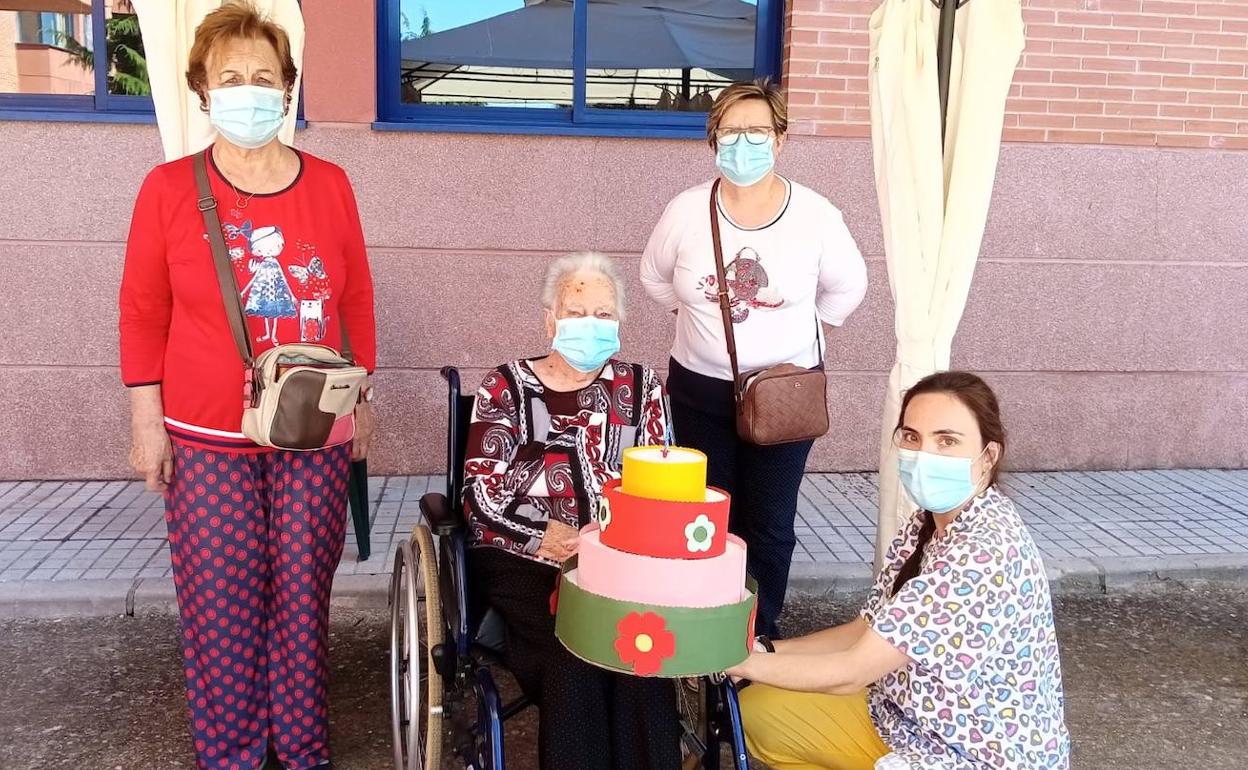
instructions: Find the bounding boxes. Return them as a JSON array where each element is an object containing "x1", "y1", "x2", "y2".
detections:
[
  {"x1": 549, "y1": 574, "x2": 562, "y2": 616},
  {"x1": 613, "y1": 611, "x2": 676, "y2": 676},
  {"x1": 746, "y1": 600, "x2": 758, "y2": 653}
]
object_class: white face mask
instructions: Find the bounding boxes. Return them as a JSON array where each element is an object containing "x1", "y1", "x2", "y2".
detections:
[{"x1": 208, "y1": 85, "x2": 285, "y2": 149}]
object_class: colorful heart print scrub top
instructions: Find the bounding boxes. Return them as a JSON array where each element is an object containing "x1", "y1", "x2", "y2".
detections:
[{"x1": 861, "y1": 487, "x2": 1071, "y2": 769}]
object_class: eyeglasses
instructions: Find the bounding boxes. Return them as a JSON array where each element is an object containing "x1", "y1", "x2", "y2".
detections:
[{"x1": 714, "y1": 126, "x2": 776, "y2": 146}]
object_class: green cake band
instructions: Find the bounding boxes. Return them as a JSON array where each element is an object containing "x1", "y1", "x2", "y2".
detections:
[{"x1": 554, "y1": 556, "x2": 757, "y2": 678}]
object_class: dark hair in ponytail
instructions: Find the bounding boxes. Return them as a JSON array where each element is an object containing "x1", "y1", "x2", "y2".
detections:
[{"x1": 890, "y1": 372, "x2": 1007, "y2": 597}]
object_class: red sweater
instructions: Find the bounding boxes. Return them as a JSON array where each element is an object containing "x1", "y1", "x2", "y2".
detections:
[{"x1": 119, "y1": 148, "x2": 376, "y2": 452}]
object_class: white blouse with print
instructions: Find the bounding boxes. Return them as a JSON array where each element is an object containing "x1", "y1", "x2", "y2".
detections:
[{"x1": 640, "y1": 178, "x2": 867, "y2": 381}]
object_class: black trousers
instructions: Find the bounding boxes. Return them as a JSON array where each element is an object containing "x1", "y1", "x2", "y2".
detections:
[
  {"x1": 667, "y1": 359, "x2": 815, "y2": 639},
  {"x1": 469, "y1": 546, "x2": 681, "y2": 770}
]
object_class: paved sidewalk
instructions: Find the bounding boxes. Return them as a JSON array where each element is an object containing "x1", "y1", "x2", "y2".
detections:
[{"x1": 1, "y1": 469, "x2": 1246, "y2": 615}]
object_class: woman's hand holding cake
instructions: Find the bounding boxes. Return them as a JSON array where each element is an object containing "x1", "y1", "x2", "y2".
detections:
[{"x1": 537, "y1": 520, "x2": 580, "y2": 563}]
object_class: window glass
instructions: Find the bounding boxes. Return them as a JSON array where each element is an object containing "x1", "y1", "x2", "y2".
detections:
[
  {"x1": 103, "y1": 1, "x2": 149, "y2": 95},
  {"x1": 2, "y1": 6, "x2": 94, "y2": 96},
  {"x1": 585, "y1": 0, "x2": 757, "y2": 112},
  {"x1": 1, "y1": 1, "x2": 148, "y2": 100},
  {"x1": 399, "y1": 0, "x2": 573, "y2": 108}
]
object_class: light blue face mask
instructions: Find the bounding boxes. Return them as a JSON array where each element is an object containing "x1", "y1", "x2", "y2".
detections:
[
  {"x1": 552, "y1": 316, "x2": 620, "y2": 373},
  {"x1": 897, "y1": 447, "x2": 988, "y2": 514},
  {"x1": 208, "y1": 85, "x2": 286, "y2": 150},
  {"x1": 716, "y1": 136, "x2": 776, "y2": 187}
]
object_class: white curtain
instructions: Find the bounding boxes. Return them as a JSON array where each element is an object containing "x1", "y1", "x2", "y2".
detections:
[
  {"x1": 131, "y1": 0, "x2": 304, "y2": 161},
  {"x1": 868, "y1": 0, "x2": 1024, "y2": 566}
]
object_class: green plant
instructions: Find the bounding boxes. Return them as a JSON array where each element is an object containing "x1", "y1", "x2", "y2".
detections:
[{"x1": 52, "y1": 11, "x2": 150, "y2": 96}]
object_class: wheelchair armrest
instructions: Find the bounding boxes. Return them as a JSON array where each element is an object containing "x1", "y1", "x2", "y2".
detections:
[{"x1": 420, "y1": 492, "x2": 465, "y2": 536}]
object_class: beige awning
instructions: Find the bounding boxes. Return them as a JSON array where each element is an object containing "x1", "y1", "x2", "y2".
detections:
[
  {"x1": 130, "y1": 0, "x2": 304, "y2": 161},
  {"x1": 869, "y1": 0, "x2": 1025, "y2": 566},
  {"x1": 0, "y1": 1, "x2": 91, "y2": 12}
]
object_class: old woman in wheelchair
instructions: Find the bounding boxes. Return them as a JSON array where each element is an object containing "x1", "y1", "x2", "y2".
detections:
[{"x1": 463, "y1": 252, "x2": 682, "y2": 770}]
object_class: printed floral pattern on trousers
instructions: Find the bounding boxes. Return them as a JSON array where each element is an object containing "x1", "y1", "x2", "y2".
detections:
[{"x1": 861, "y1": 488, "x2": 1071, "y2": 770}]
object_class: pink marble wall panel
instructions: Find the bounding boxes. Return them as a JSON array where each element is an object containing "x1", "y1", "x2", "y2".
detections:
[
  {"x1": 992, "y1": 373, "x2": 1248, "y2": 471},
  {"x1": 0, "y1": 122, "x2": 160, "y2": 243},
  {"x1": 301, "y1": 0, "x2": 376, "y2": 124},
  {"x1": 0, "y1": 244, "x2": 122, "y2": 367},
  {"x1": 0, "y1": 369, "x2": 131, "y2": 480},
  {"x1": 7, "y1": 246, "x2": 1243, "y2": 377},
  {"x1": 0, "y1": 121, "x2": 1245, "y2": 478},
  {"x1": 3, "y1": 123, "x2": 1247, "y2": 263},
  {"x1": 2, "y1": 369, "x2": 1241, "y2": 480}
]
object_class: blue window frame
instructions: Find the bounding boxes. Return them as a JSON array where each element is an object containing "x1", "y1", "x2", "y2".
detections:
[
  {"x1": 1, "y1": 0, "x2": 153, "y2": 123},
  {"x1": 376, "y1": 0, "x2": 785, "y2": 138}
]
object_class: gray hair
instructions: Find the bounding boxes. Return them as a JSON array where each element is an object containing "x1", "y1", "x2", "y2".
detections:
[{"x1": 540, "y1": 252, "x2": 627, "y2": 319}]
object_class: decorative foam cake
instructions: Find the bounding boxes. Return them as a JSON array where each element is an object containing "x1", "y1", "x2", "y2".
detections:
[{"x1": 554, "y1": 446, "x2": 757, "y2": 677}]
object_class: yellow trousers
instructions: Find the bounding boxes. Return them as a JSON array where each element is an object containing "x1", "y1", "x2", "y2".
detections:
[{"x1": 739, "y1": 684, "x2": 889, "y2": 770}]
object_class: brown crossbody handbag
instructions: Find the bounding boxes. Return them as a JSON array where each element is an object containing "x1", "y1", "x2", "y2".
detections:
[
  {"x1": 709, "y1": 179, "x2": 830, "y2": 446},
  {"x1": 194, "y1": 151, "x2": 369, "y2": 451}
]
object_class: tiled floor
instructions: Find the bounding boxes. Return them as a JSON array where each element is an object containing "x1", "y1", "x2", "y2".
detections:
[{"x1": 1, "y1": 470, "x2": 1246, "y2": 583}]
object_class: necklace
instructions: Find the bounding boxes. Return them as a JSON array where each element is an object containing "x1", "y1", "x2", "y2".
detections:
[
  {"x1": 224, "y1": 177, "x2": 257, "y2": 210},
  {"x1": 210, "y1": 147, "x2": 259, "y2": 210}
]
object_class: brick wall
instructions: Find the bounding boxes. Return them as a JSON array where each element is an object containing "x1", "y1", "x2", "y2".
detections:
[{"x1": 785, "y1": 0, "x2": 1248, "y2": 149}]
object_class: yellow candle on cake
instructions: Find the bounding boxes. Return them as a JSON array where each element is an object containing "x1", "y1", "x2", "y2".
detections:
[{"x1": 622, "y1": 446, "x2": 707, "y2": 503}]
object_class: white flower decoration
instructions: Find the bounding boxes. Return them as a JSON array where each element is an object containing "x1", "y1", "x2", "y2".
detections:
[
  {"x1": 597, "y1": 496, "x2": 613, "y2": 531},
  {"x1": 684, "y1": 514, "x2": 715, "y2": 553}
]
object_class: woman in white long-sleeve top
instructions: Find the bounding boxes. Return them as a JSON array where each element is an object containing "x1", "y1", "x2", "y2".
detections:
[{"x1": 639, "y1": 80, "x2": 868, "y2": 639}]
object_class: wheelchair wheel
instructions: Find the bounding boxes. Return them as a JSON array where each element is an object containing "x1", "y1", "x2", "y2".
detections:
[
  {"x1": 678, "y1": 677, "x2": 709, "y2": 770},
  {"x1": 390, "y1": 525, "x2": 445, "y2": 770}
]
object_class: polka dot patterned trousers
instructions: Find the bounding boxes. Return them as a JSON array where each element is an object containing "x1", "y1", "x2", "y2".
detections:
[{"x1": 165, "y1": 442, "x2": 350, "y2": 770}]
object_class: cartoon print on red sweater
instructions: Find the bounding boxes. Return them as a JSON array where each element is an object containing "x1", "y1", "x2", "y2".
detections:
[
  {"x1": 222, "y1": 217, "x2": 334, "y2": 345},
  {"x1": 289, "y1": 241, "x2": 333, "y2": 344}
]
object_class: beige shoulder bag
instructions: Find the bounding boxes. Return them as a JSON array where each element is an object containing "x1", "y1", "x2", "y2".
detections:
[
  {"x1": 709, "y1": 179, "x2": 830, "y2": 446},
  {"x1": 195, "y1": 151, "x2": 369, "y2": 451}
]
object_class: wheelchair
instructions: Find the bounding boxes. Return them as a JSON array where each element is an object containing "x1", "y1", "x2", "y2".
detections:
[{"x1": 389, "y1": 366, "x2": 752, "y2": 770}]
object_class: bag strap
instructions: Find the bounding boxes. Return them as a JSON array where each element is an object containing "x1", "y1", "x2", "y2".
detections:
[
  {"x1": 709, "y1": 179, "x2": 744, "y2": 410},
  {"x1": 195, "y1": 150, "x2": 254, "y2": 366},
  {"x1": 194, "y1": 149, "x2": 358, "y2": 366}
]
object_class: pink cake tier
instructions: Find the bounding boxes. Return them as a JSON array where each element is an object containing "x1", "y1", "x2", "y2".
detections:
[{"x1": 575, "y1": 524, "x2": 748, "y2": 609}]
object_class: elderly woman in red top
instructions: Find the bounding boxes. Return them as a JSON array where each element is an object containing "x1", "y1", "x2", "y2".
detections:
[{"x1": 118, "y1": 6, "x2": 375, "y2": 770}]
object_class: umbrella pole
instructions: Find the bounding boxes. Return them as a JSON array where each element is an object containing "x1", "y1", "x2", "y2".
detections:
[{"x1": 935, "y1": 0, "x2": 961, "y2": 144}]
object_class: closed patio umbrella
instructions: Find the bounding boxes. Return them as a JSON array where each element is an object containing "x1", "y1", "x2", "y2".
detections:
[
  {"x1": 868, "y1": 0, "x2": 1024, "y2": 566},
  {"x1": 130, "y1": 0, "x2": 304, "y2": 162}
]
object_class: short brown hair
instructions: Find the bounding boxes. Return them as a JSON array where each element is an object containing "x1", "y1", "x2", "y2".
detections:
[
  {"x1": 186, "y1": 1, "x2": 298, "y2": 111},
  {"x1": 705, "y1": 80, "x2": 789, "y2": 148}
]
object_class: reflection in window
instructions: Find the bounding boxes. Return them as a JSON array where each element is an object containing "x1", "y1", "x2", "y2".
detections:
[
  {"x1": 585, "y1": 0, "x2": 756, "y2": 112},
  {"x1": 103, "y1": 2, "x2": 148, "y2": 95},
  {"x1": 397, "y1": 0, "x2": 760, "y2": 112},
  {"x1": 1, "y1": 1, "x2": 149, "y2": 98},
  {"x1": 3, "y1": 7, "x2": 93, "y2": 95},
  {"x1": 399, "y1": 0, "x2": 573, "y2": 108}
]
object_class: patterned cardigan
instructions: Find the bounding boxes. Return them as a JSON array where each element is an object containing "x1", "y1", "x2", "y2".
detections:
[{"x1": 462, "y1": 358, "x2": 670, "y2": 565}]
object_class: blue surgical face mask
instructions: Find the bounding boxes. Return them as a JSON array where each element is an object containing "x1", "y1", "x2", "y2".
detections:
[
  {"x1": 552, "y1": 316, "x2": 620, "y2": 373},
  {"x1": 716, "y1": 136, "x2": 776, "y2": 187},
  {"x1": 897, "y1": 447, "x2": 988, "y2": 514},
  {"x1": 208, "y1": 85, "x2": 286, "y2": 150}
]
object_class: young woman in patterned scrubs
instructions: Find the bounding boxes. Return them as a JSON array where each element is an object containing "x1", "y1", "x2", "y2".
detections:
[{"x1": 727, "y1": 372, "x2": 1070, "y2": 770}]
